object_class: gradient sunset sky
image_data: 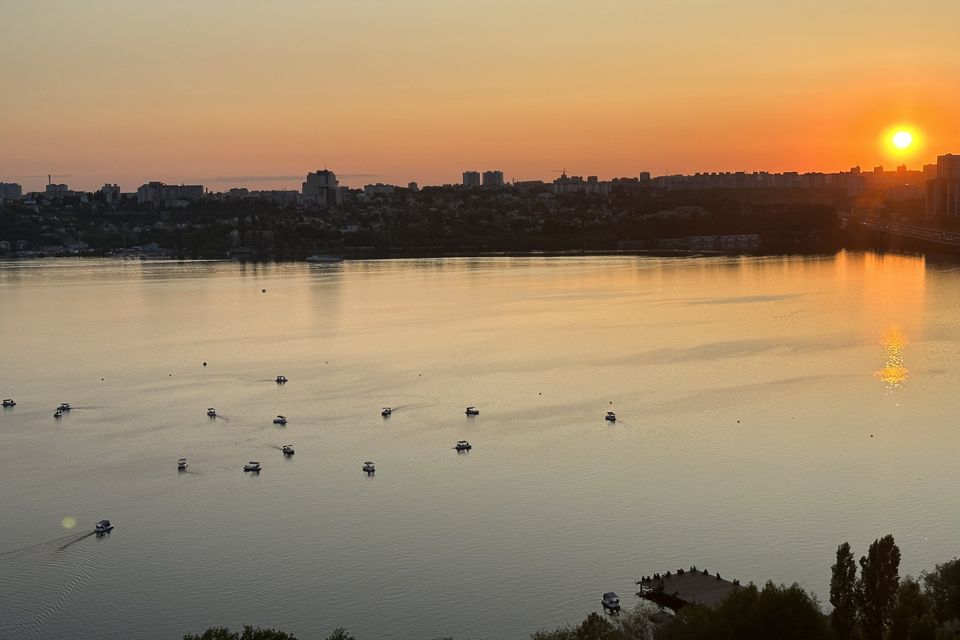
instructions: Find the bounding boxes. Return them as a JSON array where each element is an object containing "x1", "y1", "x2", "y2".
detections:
[{"x1": 2, "y1": 0, "x2": 959, "y2": 192}]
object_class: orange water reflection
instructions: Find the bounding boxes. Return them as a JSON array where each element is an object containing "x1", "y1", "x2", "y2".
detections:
[{"x1": 875, "y1": 325, "x2": 909, "y2": 387}]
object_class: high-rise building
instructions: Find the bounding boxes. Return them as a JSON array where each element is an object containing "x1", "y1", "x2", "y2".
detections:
[
  {"x1": 99, "y1": 184, "x2": 121, "y2": 204},
  {"x1": 302, "y1": 170, "x2": 342, "y2": 206},
  {"x1": 462, "y1": 171, "x2": 481, "y2": 188},
  {"x1": 137, "y1": 182, "x2": 204, "y2": 206},
  {"x1": 482, "y1": 170, "x2": 504, "y2": 189},
  {"x1": 926, "y1": 154, "x2": 960, "y2": 218},
  {"x1": 0, "y1": 182, "x2": 22, "y2": 201}
]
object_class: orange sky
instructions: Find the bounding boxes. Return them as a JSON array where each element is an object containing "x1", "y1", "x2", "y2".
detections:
[{"x1": 1, "y1": 0, "x2": 959, "y2": 192}]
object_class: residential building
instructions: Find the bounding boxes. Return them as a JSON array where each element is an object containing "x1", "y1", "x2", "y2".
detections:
[
  {"x1": 0, "y1": 182, "x2": 22, "y2": 201},
  {"x1": 926, "y1": 154, "x2": 960, "y2": 218},
  {"x1": 482, "y1": 170, "x2": 504, "y2": 189},
  {"x1": 462, "y1": 171, "x2": 481, "y2": 188},
  {"x1": 301, "y1": 169, "x2": 342, "y2": 206},
  {"x1": 137, "y1": 182, "x2": 204, "y2": 207},
  {"x1": 99, "y1": 184, "x2": 121, "y2": 204}
]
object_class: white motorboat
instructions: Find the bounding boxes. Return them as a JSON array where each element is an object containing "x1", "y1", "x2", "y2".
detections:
[
  {"x1": 381, "y1": 407, "x2": 392, "y2": 417},
  {"x1": 362, "y1": 461, "x2": 375, "y2": 473},
  {"x1": 454, "y1": 440, "x2": 472, "y2": 451},
  {"x1": 58, "y1": 402, "x2": 72, "y2": 411},
  {"x1": 2, "y1": 399, "x2": 15, "y2": 407},
  {"x1": 276, "y1": 375, "x2": 288, "y2": 384},
  {"x1": 306, "y1": 255, "x2": 343, "y2": 263},
  {"x1": 243, "y1": 461, "x2": 261, "y2": 472},
  {"x1": 273, "y1": 415, "x2": 287, "y2": 425},
  {"x1": 465, "y1": 406, "x2": 480, "y2": 416},
  {"x1": 282, "y1": 445, "x2": 295, "y2": 455},
  {"x1": 54, "y1": 408, "x2": 63, "y2": 418},
  {"x1": 601, "y1": 592, "x2": 621, "y2": 611},
  {"x1": 605, "y1": 411, "x2": 616, "y2": 422},
  {"x1": 177, "y1": 457, "x2": 188, "y2": 470},
  {"x1": 95, "y1": 519, "x2": 114, "y2": 535},
  {"x1": 207, "y1": 408, "x2": 217, "y2": 417}
]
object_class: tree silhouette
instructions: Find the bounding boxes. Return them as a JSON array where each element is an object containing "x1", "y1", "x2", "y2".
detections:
[
  {"x1": 831, "y1": 541, "x2": 859, "y2": 639},
  {"x1": 858, "y1": 535, "x2": 901, "y2": 640}
]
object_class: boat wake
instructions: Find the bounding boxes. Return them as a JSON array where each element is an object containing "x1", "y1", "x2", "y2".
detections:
[
  {"x1": 1, "y1": 532, "x2": 98, "y2": 639},
  {"x1": 56, "y1": 531, "x2": 96, "y2": 552}
]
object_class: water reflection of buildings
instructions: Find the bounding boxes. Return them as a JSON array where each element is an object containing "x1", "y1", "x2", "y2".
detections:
[{"x1": 875, "y1": 325, "x2": 909, "y2": 388}]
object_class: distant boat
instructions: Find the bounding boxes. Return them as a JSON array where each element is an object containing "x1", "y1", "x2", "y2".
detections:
[
  {"x1": 2, "y1": 399, "x2": 15, "y2": 407},
  {"x1": 207, "y1": 408, "x2": 217, "y2": 417},
  {"x1": 282, "y1": 445, "x2": 295, "y2": 455},
  {"x1": 601, "y1": 592, "x2": 621, "y2": 612},
  {"x1": 273, "y1": 415, "x2": 287, "y2": 425},
  {"x1": 454, "y1": 440, "x2": 472, "y2": 451},
  {"x1": 54, "y1": 408, "x2": 63, "y2": 418},
  {"x1": 306, "y1": 255, "x2": 343, "y2": 263},
  {"x1": 276, "y1": 375, "x2": 288, "y2": 384},
  {"x1": 95, "y1": 520, "x2": 114, "y2": 535},
  {"x1": 58, "y1": 402, "x2": 71, "y2": 411},
  {"x1": 177, "y1": 457, "x2": 188, "y2": 470},
  {"x1": 605, "y1": 411, "x2": 616, "y2": 422},
  {"x1": 362, "y1": 461, "x2": 375, "y2": 473},
  {"x1": 381, "y1": 407, "x2": 392, "y2": 417},
  {"x1": 465, "y1": 406, "x2": 480, "y2": 416},
  {"x1": 243, "y1": 461, "x2": 262, "y2": 472}
]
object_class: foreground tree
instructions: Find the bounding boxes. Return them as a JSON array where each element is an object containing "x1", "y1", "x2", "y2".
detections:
[
  {"x1": 668, "y1": 581, "x2": 830, "y2": 640},
  {"x1": 183, "y1": 627, "x2": 298, "y2": 640},
  {"x1": 858, "y1": 534, "x2": 902, "y2": 640},
  {"x1": 889, "y1": 577, "x2": 938, "y2": 640},
  {"x1": 831, "y1": 542, "x2": 860, "y2": 639},
  {"x1": 922, "y1": 557, "x2": 960, "y2": 625}
]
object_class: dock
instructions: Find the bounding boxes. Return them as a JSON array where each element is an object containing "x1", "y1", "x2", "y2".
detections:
[{"x1": 636, "y1": 567, "x2": 741, "y2": 611}]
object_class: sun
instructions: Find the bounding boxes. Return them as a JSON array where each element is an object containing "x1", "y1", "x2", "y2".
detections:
[{"x1": 892, "y1": 130, "x2": 913, "y2": 149}]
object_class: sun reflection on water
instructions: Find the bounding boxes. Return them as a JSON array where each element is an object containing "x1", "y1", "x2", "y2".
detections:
[{"x1": 875, "y1": 325, "x2": 909, "y2": 388}]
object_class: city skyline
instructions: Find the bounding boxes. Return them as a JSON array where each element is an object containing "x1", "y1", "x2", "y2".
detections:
[{"x1": 3, "y1": 1, "x2": 960, "y2": 193}]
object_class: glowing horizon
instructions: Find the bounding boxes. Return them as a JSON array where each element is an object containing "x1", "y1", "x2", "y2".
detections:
[{"x1": 2, "y1": 1, "x2": 959, "y2": 192}]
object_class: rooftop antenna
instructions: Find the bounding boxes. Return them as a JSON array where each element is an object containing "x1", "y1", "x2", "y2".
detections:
[{"x1": 48, "y1": 174, "x2": 51, "y2": 186}]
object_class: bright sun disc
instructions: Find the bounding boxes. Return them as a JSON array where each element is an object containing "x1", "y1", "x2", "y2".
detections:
[{"x1": 892, "y1": 131, "x2": 913, "y2": 149}]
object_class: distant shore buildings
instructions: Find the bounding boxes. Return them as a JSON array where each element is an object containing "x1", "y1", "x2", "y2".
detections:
[
  {"x1": 302, "y1": 169, "x2": 342, "y2": 206},
  {"x1": 926, "y1": 154, "x2": 960, "y2": 218},
  {"x1": 136, "y1": 182, "x2": 204, "y2": 207}
]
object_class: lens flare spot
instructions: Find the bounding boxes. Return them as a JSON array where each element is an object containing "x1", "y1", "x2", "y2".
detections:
[{"x1": 61, "y1": 516, "x2": 77, "y2": 529}]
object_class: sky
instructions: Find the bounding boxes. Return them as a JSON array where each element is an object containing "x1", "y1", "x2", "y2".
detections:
[{"x1": 1, "y1": 0, "x2": 959, "y2": 192}]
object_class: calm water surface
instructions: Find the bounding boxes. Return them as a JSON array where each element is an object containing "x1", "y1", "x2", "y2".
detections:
[{"x1": 1, "y1": 253, "x2": 958, "y2": 639}]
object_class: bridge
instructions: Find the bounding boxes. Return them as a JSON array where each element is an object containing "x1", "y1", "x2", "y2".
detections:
[{"x1": 844, "y1": 215, "x2": 960, "y2": 249}]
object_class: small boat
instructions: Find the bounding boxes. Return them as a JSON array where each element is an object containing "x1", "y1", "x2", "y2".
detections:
[
  {"x1": 381, "y1": 407, "x2": 392, "y2": 417},
  {"x1": 243, "y1": 461, "x2": 261, "y2": 472},
  {"x1": 2, "y1": 399, "x2": 15, "y2": 407},
  {"x1": 362, "y1": 461, "x2": 375, "y2": 473},
  {"x1": 273, "y1": 415, "x2": 287, "y2": 425},
  {"x1": 454, "y1": 440, "x2": 472, "y2": 451},
  {"x1": 54, "y1": 408, "x2": 63, "y2": 418},
  {"x1": 95, "y1": 520, "x2": 114, "y2": 535},
  {"x1": 465, "y1": 406, "x2": 480, "y2": 416},
  {"x1": 601, "y1": 592, "x2": 621, "y2": 612},
  {"x1": 306, "y1": 255, "x2": 344, "y2": 263},
  {"x1": 276, "y1": 375, "x2": 288, "y2": 384},
  {"x1": 177, "y1": 457, "x2": 188, "y2": 470},
  {"x1": 605, "y1": 411, "x2": 616, "y2": 422},
  {"x1": 207, "y1": 408, "x2": 217, "y2": 417},
  {"x1": 282, "y1": 445, "x2": 295, "y2": 455},
  {"x1": 58, "y1": 402, "x2": 72, "y2": 411}
]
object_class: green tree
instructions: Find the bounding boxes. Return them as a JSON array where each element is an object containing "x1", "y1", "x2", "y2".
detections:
[
  {"x1": 575, "y1": 612, "x2": 618, "y2": 640},
  {"x1": 889, "y1": 577, "x2": 938, "y2": 640},
  {"x1": 858, "y1": 534, "x2": 902, "y2": 640},
  {"x1": 183, "y1": 626, "x2": 298, "y2": 640},
  {"x1": 668, "y1": 581, "x2": 829, "y2": 640},
  {"x1": 530, "y1": 627, "x2": 576, "y2": 640},
  {"x1": 922, "y1": 557, "x2": 960, "y2": 624},
  {"x1": 324, "y1": 628, "x2": 355, "y2": 640},
  {"x1": 831, "y1": 541, "x2": 860, "y2": 639}
]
